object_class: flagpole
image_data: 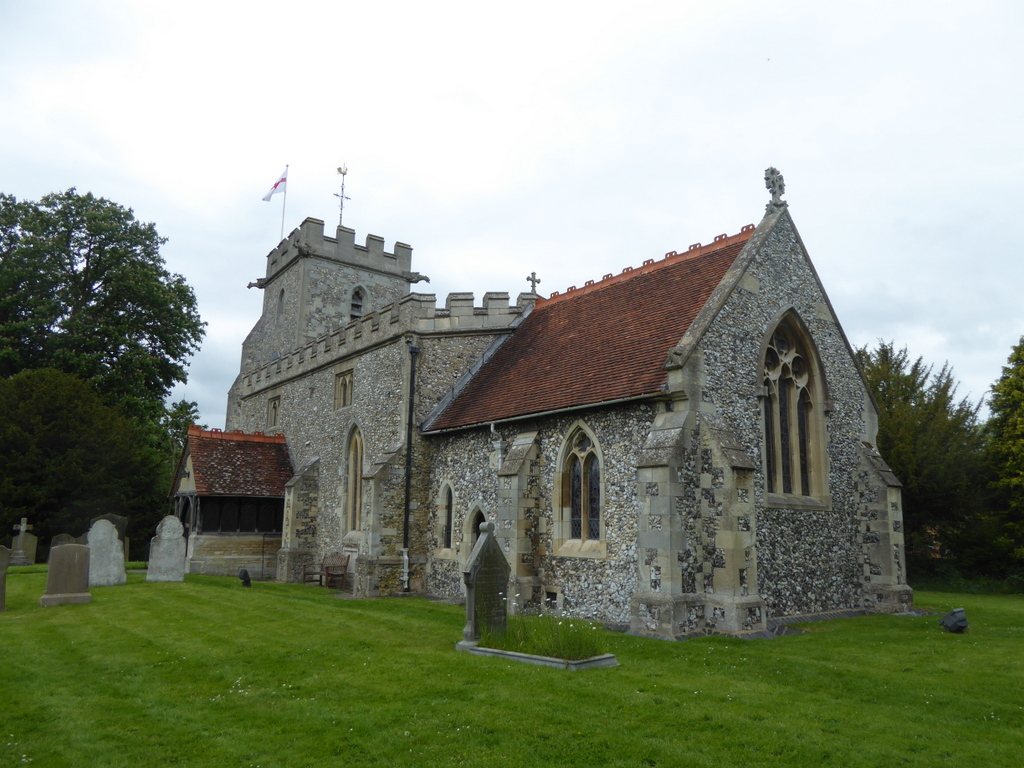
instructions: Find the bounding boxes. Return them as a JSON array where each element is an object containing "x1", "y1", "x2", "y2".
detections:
[{"x1": 280, "y1": 164, "x2": 289, "y2": 241}]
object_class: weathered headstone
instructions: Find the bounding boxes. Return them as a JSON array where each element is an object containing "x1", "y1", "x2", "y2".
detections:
[
  {"x1": 50, "y1": 533, "x2": 76, "y2": 549},
  {"x1": 88, "y1": 519, "x2": 126, "y2": 587},
  {"x1": 10, "y1": 518, "x2": 38, "y2": 566},
  {"x1": 146, "y1": 516, "x2": 186, "y2": 583},
  {"x1": 460, "y1": 521, "x2": 511, "y2": 643},
  {"x1": 91, "y1": 513, "x2": 130, "y2": 560},
  {"x1": 0, "y1": 546, "x2": 10, "y2": 612},
  {"x1": 40, "y1": 544, "x2": 92, "y2": 606}
]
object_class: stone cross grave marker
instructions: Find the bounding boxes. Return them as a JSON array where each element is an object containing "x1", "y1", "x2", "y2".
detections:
[
  {"x1": 10, "y1": 518, "x2": 38, "y2": 566},
  {"x1": 0, "y1": 546, "x2": 10, "y2": 612},
  {"x1": 88, "y1": 519, "x2": 127, "y2": 587},
  {"x1": 40, "y1": 544, "x2": 92, "y2": 606},
  {"x1": 460, "y1": 521, "x2": 511, "y2": 644},
  {"x1": 147, "y1": 516, "x2": 187, "y2": 583}
]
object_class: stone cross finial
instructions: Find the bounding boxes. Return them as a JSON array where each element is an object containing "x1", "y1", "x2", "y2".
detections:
[
  {"x1": 15, "y1": 518, "x2": 29, "y2": 535},
  {"x1": 765, "y1": 167, "x2": 786, "y2": 211},
  {"x1": 526, "y1": 272, "x2": 541, "y2": 293}
]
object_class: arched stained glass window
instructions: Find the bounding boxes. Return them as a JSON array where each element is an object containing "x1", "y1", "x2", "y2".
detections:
[
  {"x1": 763, "y1": 317, "x2": 824, "y2": 499},
  {"x1": 564, "y1": 429, "x2": 601, "y2": 541}
]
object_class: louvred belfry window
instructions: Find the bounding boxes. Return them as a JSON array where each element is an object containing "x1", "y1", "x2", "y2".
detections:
[{"x1": 763, "y1": 319, "x2": 821, "y2": 498}]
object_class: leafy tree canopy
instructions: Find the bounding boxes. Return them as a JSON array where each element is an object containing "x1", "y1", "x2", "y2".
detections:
[
  {"x1": 856, "y1": 341, "x2": 991, "y2": 571},
  {"x1": 0, "y1": 189, "x2": 205, "y2": 421},
  {"x1": 986, "y1": 336, "x2": 1024, "y2": 560},
  {"x1": 0, "y1": 369, "x2": 166, "y2": 544}
]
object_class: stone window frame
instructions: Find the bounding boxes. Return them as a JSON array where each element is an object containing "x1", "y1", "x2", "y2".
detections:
[
  {"x1": 276, "y1": 288, "x2": 286, "y2": 324},
  {"x1": 553, "y1": 421, "x2": 607, "y2": 559},
  {"x1": 334, "y1": 369, "x2": 354, "y2": 410},
  {"x1": 266, "y1": 394, "x2": 282, "y2": 430},
  {"x1": 433, "y1": 482, "x2": 457, "y2": 559},
  {"x1": 460, "y1": 506, "x2": 487, "y2": 564},
  {"x1": 342, "y1": 424, "x2": 364, "y2": 543},
  {"x1": 349, "y1": 285, "x2": 369, "y2": 322},
  {"x1": 760, "y1": 309, "x2": 831, "y2": 511}
]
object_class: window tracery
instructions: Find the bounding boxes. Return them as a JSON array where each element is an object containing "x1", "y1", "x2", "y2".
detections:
[
  {"x1": 763, "y1": 316, "x2": 825, "y2": 500},
  {"x1": 562, "y1": 428, "x2": 601, "y2": 543}
]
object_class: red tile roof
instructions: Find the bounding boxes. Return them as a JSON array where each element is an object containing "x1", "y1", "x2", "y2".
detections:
[
  {"x1": 426, "y1": 228, "x2": 754, "y2": 431},
  {"x1": 184, "y1": 426, "x2": 293, "y2": 497}
]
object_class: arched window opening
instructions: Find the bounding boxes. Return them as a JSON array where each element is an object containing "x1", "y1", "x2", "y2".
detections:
[
  {"x1": 564, "y1": 429, "x2": 601, "y2": 541},
  {"x1": 443, "y1": 486, "x2": 453, "y2": 549},
  {"x1": 350, "y1": 287, "x2": 365, "y2": 322},
  {"x1": 470, "y1": 509, "x2": 486, "y2": 547},
  {"x1": 346, "y1": 428, "x2": 364, "y2": 532},
  {"x1": 277, "y1": 288, "x2": 285, "y2": 324},
  {"x1": 763, "y1": 318, "x2": 822, "y2": 499}
]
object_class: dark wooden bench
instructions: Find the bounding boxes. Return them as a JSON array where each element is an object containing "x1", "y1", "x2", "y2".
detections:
[{"x1": 302, "y1": 552, "x2": 349, "y2": 589}]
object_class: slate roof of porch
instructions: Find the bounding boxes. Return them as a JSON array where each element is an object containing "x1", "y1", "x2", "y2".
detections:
[{"x1": 425, "y1": 226, "x2": 754, "y2": 432}]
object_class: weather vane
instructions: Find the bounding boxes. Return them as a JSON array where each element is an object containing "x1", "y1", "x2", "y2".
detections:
[{"x1": 335, "y1": 165, "x2": 350, "y2": 226}]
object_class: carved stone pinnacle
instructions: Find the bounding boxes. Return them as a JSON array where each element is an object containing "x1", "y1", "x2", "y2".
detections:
[{"x1": 764, "y1": 167, "x2": 787, "y2": 211}]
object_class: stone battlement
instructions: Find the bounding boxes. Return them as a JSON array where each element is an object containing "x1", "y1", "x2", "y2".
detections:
[
  {"x1": 237, "y1": 291, "x2": 536, "y2": 397},
  {"x1": 264, "y1": 217, "x2": 413, "y2": 283}
]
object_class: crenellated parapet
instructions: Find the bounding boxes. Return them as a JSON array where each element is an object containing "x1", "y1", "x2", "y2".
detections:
[
  {"x1": 263, "y1": 217, "x2": 413, "y2": 285},
  {"x1": 235, "y1": 291, "x2": 536, "y2": 398}
]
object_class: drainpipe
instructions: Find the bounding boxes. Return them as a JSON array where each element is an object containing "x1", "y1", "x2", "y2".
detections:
[{"x1": 402, "y1": 338, "x2": 420, "y2": 591}]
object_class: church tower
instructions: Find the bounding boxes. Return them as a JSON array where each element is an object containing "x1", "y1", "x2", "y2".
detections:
[
  {"x1": 236, "y1": 217, "x2": 415, "y2": 372},
  {"x1": 226, "y1": 217, "x2": 418, "y2": 430}
]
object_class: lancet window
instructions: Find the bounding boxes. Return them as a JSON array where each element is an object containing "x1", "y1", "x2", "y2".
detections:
[
  {"x1": 345, "y1": 428, "x2": 364, "y2": 532},
  {"x1": 443, "y1": 486, "x2": 453, "y2": 549}
]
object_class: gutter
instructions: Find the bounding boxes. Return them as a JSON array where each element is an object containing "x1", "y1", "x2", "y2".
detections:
[{"x1": 421, "y1": 390, "x2": 665, "y2": 436}]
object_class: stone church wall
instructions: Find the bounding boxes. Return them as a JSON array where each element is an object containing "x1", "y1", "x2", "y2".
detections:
[
  {"x1": 425, "y1": 404, "x2": 653, "y2": 624},
  {"x1": 695, "y1": 211, "x2": 898, "y2": 617}
]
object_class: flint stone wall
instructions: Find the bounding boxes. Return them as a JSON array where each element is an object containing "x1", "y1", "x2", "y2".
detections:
[
  {"x1": 426, "y1": 404, "x2": 651, "y2": 624},
  {"x1": 694, "y1": 211, "x2": 899, "y2": 616}
]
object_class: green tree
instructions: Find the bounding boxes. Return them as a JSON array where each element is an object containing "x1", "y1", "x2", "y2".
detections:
[
  {"x1": 856, "y1": 341, "x2": 992, "y2": 574},
  {"x1": 0, "y1": 369, "x2": 166, "y2": 544},
  {"x1": 0, "y1": 189, "x2": 205, "y2": 422},
  {"x1": 986, "y1": 336, "x2": 1024, "y2": 567}
]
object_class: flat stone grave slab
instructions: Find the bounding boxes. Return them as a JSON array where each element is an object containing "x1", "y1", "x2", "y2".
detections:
[{"x1": 41, "y1": 544, "x2": 92, "y2": 606}]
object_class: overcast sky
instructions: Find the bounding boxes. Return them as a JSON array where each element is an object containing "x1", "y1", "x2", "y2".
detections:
[{"x1": 3, "y1": 0, "x2": 1022, "y2": 427}]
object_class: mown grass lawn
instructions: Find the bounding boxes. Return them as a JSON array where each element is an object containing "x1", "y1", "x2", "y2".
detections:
[{"x1": 2, "y1": 571, "x2": 1022, "y2": 768}]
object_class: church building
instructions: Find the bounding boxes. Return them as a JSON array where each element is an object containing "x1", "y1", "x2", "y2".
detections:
[{"x1": 174, "y1": 169, "x2": 912, "y2": 638}]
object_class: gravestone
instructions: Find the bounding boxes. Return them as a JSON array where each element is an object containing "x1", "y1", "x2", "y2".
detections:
[
  {"x1": 146, "y1": 516, "x2": 186, "y2": 583},
  {"x1": 10, "y1": 518, "x2": 38, "y2": 566},
  {"x1": 0, "y1": 546, "x2": 10, "y2": 612},
  {"x1": 40, "y1": 544, "x2": 92, "y2": 606},
  {"x1": 91, "y1": 513, "x2": 129, "y2": 560},
  {"x1": 88, "y1": 519, "x2": 126, "y2": 587},
  {"x1": 460, "y1": 521, "x2": 511, "y2": 643},
  {"x1": 50, "y1": 533, "x2": 76, "y2": 549}
]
